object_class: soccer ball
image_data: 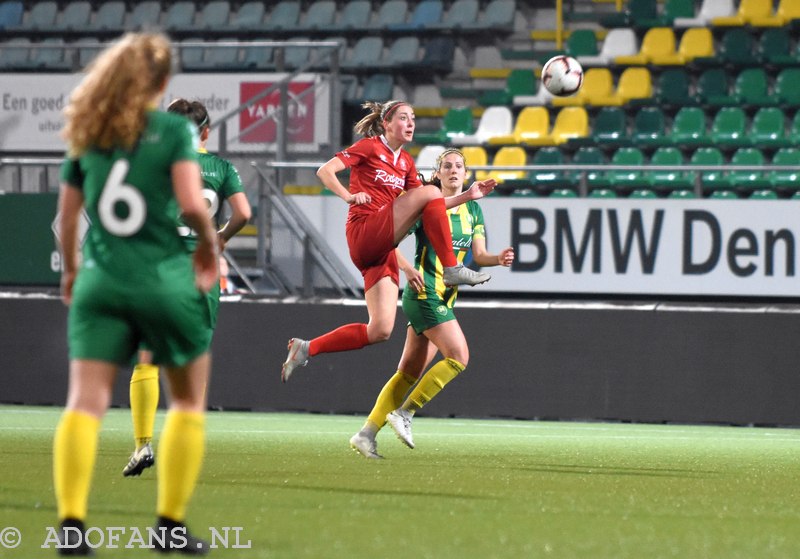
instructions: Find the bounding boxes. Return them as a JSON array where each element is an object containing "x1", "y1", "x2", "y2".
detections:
[{"x1": 541, "y1": 55, "x2": 584, "y2": 97}]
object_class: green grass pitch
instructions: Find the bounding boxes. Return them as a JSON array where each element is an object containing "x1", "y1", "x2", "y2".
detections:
[{"x1": 2, "y1": 404, "x2": 800, "y2": 558}]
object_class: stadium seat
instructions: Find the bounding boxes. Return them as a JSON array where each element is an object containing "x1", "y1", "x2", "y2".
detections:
[
  {"x1": 223, "y1": 1, "x2": 265, "y2": 31},
  {"x1": 671, "y1": 106, "x2": 709, "y2": 146},
  {"x1": 709, "y1": 107, "x2": 748, "y2": 148},
  {"x1": 297, "y1": 0, "x2": 336, "y2": 31},
  {"x1": 715, "y1": 28, "x2": 759, "y2": 66},
  {"x1": 530, "y1": 147, "x2": 570, "y2": 190},
  {"x1": 369, "y1": 0, "x2": 407, "y2": 30},
  {"x1": 419, "y1": 37, "x2": 454, "y2": 73},
  {"x1": 774, "y1": 69, "x2": 800, "y2": 108},
  {"x1": 615, "y1": 27, "x2": 675, "y2": 65},
  {"x1": 577, "y1": 106, "x2": 628, "y2": 148},
  {"x1": 241, "y1": 44, "x2": 274, "y2": 71},
  {"x1": 202, "y1": 39, "x2": 240, "y2": 69},
  {"x1": 0, "y1": 1, "x2": 22, "y2": 29},
  {"x1": 588, "y1": 188, "x2": 618, "y2": 198},
  {"x1": 566, "y1": 29, "x2": 599, "y2": 58},
  {"x1": 196, "y1": 1, "x2": 231, "y2": 29},
  {"x1": 77, "y1": 38, "x2": 102, "y2": 68},
  {"x1": 550, "y1": 107, "x2": 589, "y2": 145},
  {"x1": 179, "y1": 38, "x2": 205, "y2": 71},
  {"x1": 601, "y1": 0, "x2": 657, "y2": 28},
  {"x1": 651, "y1": 27, "x2": 714, "y2": 65},
  {"x1": 385, "y1": 36, "x2": 421, "y2": 70},
  {"x1": 750, "y1": 0, "x2": 800, "y2": 27},
  {"x1": 19, "y1": 1, "x2": 57, "y2": 30},
  {"x1": 629, "y1": 188, "x2": 658, "y2": 198},
  {"x1": 30, "y1": 38, "x2": 71, "y2": 71},
  {"x1": 432, "y1": 0, "x2": 479, "y2": 30},
  {"x1": 605, "y1": 147, "x2": 647, "y2": 190},
  {"x1": 390, "y1": 0, "x2": 442, "y2": 32},
  {"x1": 674, "y1": 0, "x2": 735, "y2": 27},
  {"x1": 465, "y1": 0, "x2": 515, "y2": 32},
  {"x1": 415, "y1": 107, "x2": 474, "y2": 144},
  {"x1": 577, "y1": 28, "x2": 638, "y2": 67},
  {"x1": 712, "y1": 0, "x2": 773, "y2": 25},
  {"x1": 479, "y1": 69, "x2": 537, "y2": 106},
  {"x1": 749, "y1": 189, "x2": 778, "y2": 200},
  {"x1": 652, "y1": 0, "x2": 696, "y2": 26},
  {"x1": 128, "y1": 2, "x2": 161, "y2": 31},
  {"x1": 415, "y1": 144, "x2": 446, "y2": 176},
  {"x1": 552, "y1": 67, "x2": 614, "y2": 107},
  {"x1": 749, "y1": 107, "x2": 788, "y2": 149},
  {"x1": 264, "y1": 1, "x2": 301, "y2": 31},
  {"x1": 652, "y1": 68, "x2": 693, "y2": 108},
  {"x1": 353, "y1": 73, "x2": 394, "y2": 103},
  {"x1": 728, "y1": 148, "x2": 769, "y2": 191},
  {"x1": 330, "y1": 0, "x2": 371, "y2": 32},
  {"x1": 452, "y1": 106, "x2": 513, "y2": 145},
  {"x1": 694, "y1": 68, "x2": 733, "y2": 107},
  {"x1": 769, "y1": 148, "x2": 800, "y2": 190},
  {"x1": 631, "y1": 107, "x2": 667, "y2": 147},
  {"x1": 550, "y1": 188, "x2": 578, "y2": 198},
  {"x1": 648, "y1": 147, "x2": 694, "y2": 190},
  {"x1": 733, "y1": 68, "x2": 771, "y2": 107},
  {"x1": 462, "y1": 146, "x2": 489, "y2": 181},
  {"x1": 491, "y1": 146, "x2": 529, "y2": 189},
  {"x1": 488, "y1": 106, "x2": 550, "y2": 146},
  {"x1": 86, "y1": 1, "x2": 125, "y2": 31},
  {"x1": 758, "y1": 28, "x2": 794, "y2": 66},
  {"x1": 690, "y1": 147, "x2": 728, "y2": 191},
  {"x1": 342, "y1": 37, "x2": 384, "y2": 71},
  {"x1": 53, "y1": 1, "x2": 90, "y2": 31},
  {"x1": 668, "y1": 189, "x2": 697, "y2": 199},
  {"x1": 570, "y1": 146, "x2": 608, "y2": 188},
  {"x1": 708, "y1": 190, "x2": 739, "y2": 199},
  {"x1": 164, "y1": 2, "x2": 196, "y2": 31},
  {"x1": 613, "y1": 67, "x2": 653, "y2": 106}
]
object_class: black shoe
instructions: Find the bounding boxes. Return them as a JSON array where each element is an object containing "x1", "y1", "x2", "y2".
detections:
[
  {"x1": 151, "y1": 517, "x2": 208, "y2": 555},
  {"x1": 57, "y1": 519, "x2": 94, "y2": 556}
]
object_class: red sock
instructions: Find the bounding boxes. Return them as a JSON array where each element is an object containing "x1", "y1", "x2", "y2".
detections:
[
  {"x1": 421, "y1": 198, "x2": 457, "y2": 267},
  {"x1": 309, "y1": 323, "x2": 370, "y2": 356}
]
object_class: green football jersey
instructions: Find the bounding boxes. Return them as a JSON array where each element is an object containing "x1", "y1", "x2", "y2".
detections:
[
  {"x1": 178, "y1": 148, "x2": 244, "y2": 251},
  {"x1": 59, "y1": 110, "x2": 200, "y2": 287},
  {"x1": 403, "y1": 200, "x2": 486, "y2": 307}
]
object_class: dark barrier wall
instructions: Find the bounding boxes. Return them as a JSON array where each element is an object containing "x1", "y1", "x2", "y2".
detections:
[{"x1": 2, "y1": 296, "x2": 800, "y2": 426}]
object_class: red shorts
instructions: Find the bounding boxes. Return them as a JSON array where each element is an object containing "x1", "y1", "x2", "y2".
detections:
[{"x1": 346, "y1": 203, "x2": 398, "y2": 291}]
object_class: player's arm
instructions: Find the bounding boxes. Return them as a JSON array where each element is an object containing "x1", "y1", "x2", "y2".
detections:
[
  {"x1": 396, "y1": 247, "x2": 424, "y2": 293},
  {"x1": 57, "y1": 182, "x2": 84, "y2": 305},
  {"x1": 444, "y1": 178, "x2": 497, "y2": 209},
  {"x1": 470, "y1": 237, "x2": 514, "y2": 268},
  {"x1": 172, "y1": 160, "x2": 219, "y2": 292},
  {"x1": 317, "y1": 156, "x2": 370, "y2": 205},
  {"x1": 217, "y1": 192, "x2": 252, "y2": 251}
]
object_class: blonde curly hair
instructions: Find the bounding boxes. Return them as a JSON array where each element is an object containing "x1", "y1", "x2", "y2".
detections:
[{"x1": 62, "y1": 32, "x2": 172, "y2": 157}]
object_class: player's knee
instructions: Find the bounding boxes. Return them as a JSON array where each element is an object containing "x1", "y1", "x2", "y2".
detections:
[{"x1": 367, "y1": 325, "x2": 393, "y2": 344}]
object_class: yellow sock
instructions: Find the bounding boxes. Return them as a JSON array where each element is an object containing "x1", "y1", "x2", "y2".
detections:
[
  {"x1": 157, "y1": 410, "x2": 205, "y2": 522},
  {"x1": 53, "y1": 410, "x2": 100, "y2": 520},
  {"x1": 365, "y1": 371, "x2": 417, "y2": 432},
  {"x1": 130, "y1": 364, "x2": 159, "y2": 447},
  {"x1": 405, "y1": 358, "x2": 465, "y2": 413}
]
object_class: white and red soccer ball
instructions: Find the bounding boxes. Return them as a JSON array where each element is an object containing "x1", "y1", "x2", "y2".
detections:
[{"x1": 541, "y1": 55, "x2": 584, "y2": 96}]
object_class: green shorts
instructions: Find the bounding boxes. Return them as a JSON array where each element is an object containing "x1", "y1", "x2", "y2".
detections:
[
  {"x1": 68, "y1": 267, "x2": 213, "y2": 367},
  {"x1": 402, "y1": 295, "x2": 456, "y2": 335}
]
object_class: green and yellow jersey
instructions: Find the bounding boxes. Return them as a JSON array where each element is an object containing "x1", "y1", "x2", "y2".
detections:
[{"x1": 403, "y1": 199, "x2": 486, "y2": 308}]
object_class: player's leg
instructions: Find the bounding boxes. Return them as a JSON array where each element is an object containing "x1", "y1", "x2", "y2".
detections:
[
  {"x1": 387, "y1": 320, "x2": 468, "y2": 448},
  {"x1": 125, "y1": 349, "x2": 158, "y2": 477},
  {"x1": 53, "y1": 359, "x2": 117, "y2": 554},
  {"x1": 392, "y1": 185, "x2": 490, "y2": 286}
]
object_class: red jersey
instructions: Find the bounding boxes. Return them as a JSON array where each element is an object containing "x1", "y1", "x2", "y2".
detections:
[{"x1": 335, "y1": 136, "x2": 422, "y2": 224}]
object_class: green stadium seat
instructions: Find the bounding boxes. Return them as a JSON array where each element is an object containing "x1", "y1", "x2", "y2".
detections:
[
  {"x1": 695, "y1": 68, "x2": 734, "y2": 107},
  {"x1": 728, "y1": 148, "x2": 769, "y2": 192},
  {"x1": 769, "y1": 148, "x2": 800, "y2": 191},
  {"x1": 653, "y1": 68, "x2": 693, "y2": 108},
  {"x1": 570, "y1": 147, "x2": 608, "y2": 189},
  {"x1": 670, "y1": 107, "x2": 709, "y2": 147},
  {"x1": 648, "y1": 147, "x2": 694, "y2": 191},
  {"x1": 758, "y1": 28, "x2": 794, "y2": 67},
  {"x1": 749, "y1": 107, "x2": 788, "y2": 149},
  {"x1": 478, "y1": 69, "x2": 536, "y2": 106},
  {"x1": 775, "y1": 69, "x2": 800, "y2": 109},
  {"x1": 567, "y1": 29, "x2": 599, "y2": 58},
  {"x1": 749, "y1": 189, "x2": 779, "y2": 200},
  {"x1": 708, "y1": 190, "x2": 739, "y2": 199},
  {"x1": 415, "y1": 107, "x2": 474, "y2": 145},
  {"x1": 588, "y1": 189, "x2": 617, "y2": 198},
  {"x1": 631, "y1": 107, "x2": 667, "y2": 148},
  {"x1": 530, "y1": 147, "x2": 570, "y2": 191},
  {"x1": 601, "y1": 0, "x2": 657, "y2": 29},
  {"x1": 733, "y1": 68, "x2": 771, "y2": 108},
  {"x1": 709, "y1": 107, "x2": 748, "y2": 148},
  {"x1": 550, "y1": 188, "x2": 578, "y2": 198},
  {"x1": 572, "y1": 107, "x2": 627, "y2": 148},
  {"x1": 629, "y1": 188, "x2": 658, "y2": 199},
  {"x1": 716, "y1": 28, "x2": 759, "y2": 66},
  {"x1": 668, "y1": 189, "x2": 697, "y2": 199},
  {"x1": 691, "y1": 147, "x2": 729, "y2": 191},
  {"x1": 605, "y1": 147, "x2": 647, "y2": 191}
]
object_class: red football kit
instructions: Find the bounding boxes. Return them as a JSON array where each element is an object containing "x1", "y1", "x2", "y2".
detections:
[{"x1": 337, "y1": 135, "x2": 422, "y2": 290}]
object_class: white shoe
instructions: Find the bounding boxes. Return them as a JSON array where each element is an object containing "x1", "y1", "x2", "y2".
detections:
[
  {"x1": 443, "y1": 264, "x2": 491, "y2": 287},
  {"x1": 122, "y1": 442, "x2": 154, "y2": 477},
  {"x1": 386, "y1": 409, "x2": 415, "y2": 449},
  {"x1": 349, "y1": 432, "x2": 383, "y2": 459},
  {"x1": 281, "y1": 338, "x2": 310, "y2": 383}
]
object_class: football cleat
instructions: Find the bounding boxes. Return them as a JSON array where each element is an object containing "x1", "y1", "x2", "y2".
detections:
[
  {"x1": 386, "y1": 409, "x2": 415, "y2": 449},
  {"x1": 281, "y1": 338, "x2": 310, "y2": 383},
  {"x1": 122, "y1": 442, "x2": 154, "y2": 477}
]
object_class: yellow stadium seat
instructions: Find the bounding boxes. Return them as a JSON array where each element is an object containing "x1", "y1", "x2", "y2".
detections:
[
  {"x1": 550, "y1": 107, "x2": 589, "y2": 145},
  {"x1": 615, "y1": 27, "x2": 676, "y2": 66},
  {"x1": 616, "y1": 67, "x2": 653, "y2": 104},
  {"x1": 491, "y1": 146, "x2": 528, "y2": 184},
  {"x1": 487, "y1": 106, "x2": 549, "y2": 145},
  {"x1": 712, "y1": 0, "x2": 772, "y2": 26},
  {"x1": 651, "y1": 27, "x2": 714, "y2": 65},
  {"x1": 749, "y1": 0, "x2": 800, "y2": 26},
  {"x1": 461, "y1": 146, "x2": 489, "y2": 181},
  {"x1": 551, "y1": 68, "x2": 614, "y2": 107}
]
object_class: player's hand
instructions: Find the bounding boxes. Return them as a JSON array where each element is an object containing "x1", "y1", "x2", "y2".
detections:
[
  {"x1": 348, "y1": 192, "x2": 372, "y2": 205},
  {"x1": 466, "y1": 179, "x2": 497, "y2": 200},
  {"x1": 404, "y1": 267, "x2": 424, "y2": 293},
  {"x1": 194, "y1": 240, "x2": 220, "y2": 294},
  {"x1": 498, "y1": 247, "x2": 515, "y2": 267}
]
